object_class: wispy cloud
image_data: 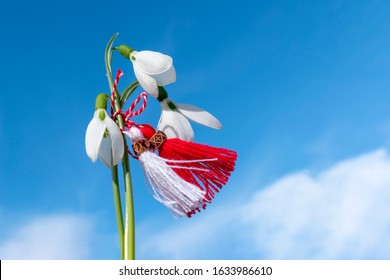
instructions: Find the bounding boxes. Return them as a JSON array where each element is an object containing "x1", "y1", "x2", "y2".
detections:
[
  {"x1": 138, "y1": 149, "x2": 390, "y2": 259},
  {"x1": 0, "y1": 213, "x2": 94, "y2": 259},
  {"x1": 4, "y1": 149, "x2": 389, "y2": 260}
]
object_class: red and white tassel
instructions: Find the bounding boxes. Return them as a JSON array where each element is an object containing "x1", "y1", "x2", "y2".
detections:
[
  {"x1": 124, "y1": 126, "x2": 206, "y2": 218},
  {"x1": 137, "y1": 125, "x2": 237, "y2": 216},
  {"x1": 159, "y1": 139, "x2": 237, "y2": 202}
]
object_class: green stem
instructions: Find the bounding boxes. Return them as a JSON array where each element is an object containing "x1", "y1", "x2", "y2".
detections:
[
  {"x1": 105, "y1": 33, "x2": 136, "y2": 260},
  {"x1": 113, "y1": 102, "x2": 135, "y2": 260},
  {"x1": 122, "y1": 151, "x2": 135, "y2": 260},
  {"x1": 111, "y1": 165, "x2": 124, "y2": 259},
  {"x1": 112, "y1": 95, "x2": 135, "y2": 260}
]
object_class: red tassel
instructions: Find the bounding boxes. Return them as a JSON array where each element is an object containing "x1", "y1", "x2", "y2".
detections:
[
  {"x1": 137, "y1": 125, "x2": 237, "y2": 217},
  {"x1": 159, "y1": 139, "x2": 237, "y2": 216}
]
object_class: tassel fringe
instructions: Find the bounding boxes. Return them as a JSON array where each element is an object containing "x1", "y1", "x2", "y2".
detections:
[
  {"x1": 159, "y1": 138, "x2": 237, "y2": 214},
  {"x1": 138, "y1": 151, "x2": 206, "y2": 218}
]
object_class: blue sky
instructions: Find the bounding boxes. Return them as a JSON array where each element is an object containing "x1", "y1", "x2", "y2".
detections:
[{"x1": 1, "y1": 0, "x2": 390, "y2": 259}]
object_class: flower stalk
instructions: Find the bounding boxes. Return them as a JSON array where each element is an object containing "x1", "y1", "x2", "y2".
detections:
[
  {"x1": 111, "y1": 165, "x2": 124, "y2": 259},
  {"x1": 105, "y1": 33, "x2": 135, "y2": 260}
]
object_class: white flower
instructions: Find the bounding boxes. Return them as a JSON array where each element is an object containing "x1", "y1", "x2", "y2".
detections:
[
  {"x1": 130, "y1": 50, "x2": 176, "y2": 98},
  {"x1": 157, "y1": 99, "x2": 223, "y2": 142},
  {"x1": 85, "y1": 109, "x2": 124, "y2": 168}
]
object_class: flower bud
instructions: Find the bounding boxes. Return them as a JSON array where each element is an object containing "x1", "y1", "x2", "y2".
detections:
[
  {"x1": 95, "y1": 93, "x2": 107, "y2": 110},
  {"x1": 117, "y1": 44, "x2": 134, "y2": 59}
]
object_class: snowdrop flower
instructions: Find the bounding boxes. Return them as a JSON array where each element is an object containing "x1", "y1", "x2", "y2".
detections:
[
  {"x1": 85, "y1": 94, "x2": 124, "y2": 168},
  {"x1": 117, "y1": 45, "x2": 176, "y2": 98},
  {"x1": 157, "y1": 87, "x2": 222, "y2": 142}
]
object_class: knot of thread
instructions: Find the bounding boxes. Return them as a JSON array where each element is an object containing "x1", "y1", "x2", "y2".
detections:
[
  {"x1": 112, "y1": 109, "x2": 125, "y2": 118},
  {"x1": 132, "y1": 131, "x2": 167, "y2": 156}
]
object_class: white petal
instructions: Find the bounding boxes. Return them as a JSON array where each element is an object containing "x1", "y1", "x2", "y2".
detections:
[
  {"x1": 157, "y1": 100, "x2": 194, "y2": 141},
  {"x1": 177, "y1": 103, "x2": 223, "y2": 129},
  {"x1": 133, "y1": 50, "x2": 173, "y2": 75},
  {"x1": 85, "y1": 111, "x2": 106, "y2": 163},
  {"x1": 104, "y1": 113, "x2": 124, "y2": 166},
  {"x1": 98, "y1": 136, "x2": 112, "y2": 168},
  {"x1": 133, "y1": 64, "x2": 159, "y2": 97},
  {"x1": 153, "y1": 64, "x2": 176, "y2": 86}
]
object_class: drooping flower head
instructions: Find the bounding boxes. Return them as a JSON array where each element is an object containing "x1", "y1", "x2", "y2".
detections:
[
  {"x1": 117, "y1": 45, "x2": 176, "y2": 98},
  {"x1": 85, "y1": 93, "x2": 124, "y2": 168},
  {"x1": 117, "y1": 45, "x2": 222, "y2": 141},
  {"x1": 156, "y1": 87, "x2": 222, "y2": 141}
]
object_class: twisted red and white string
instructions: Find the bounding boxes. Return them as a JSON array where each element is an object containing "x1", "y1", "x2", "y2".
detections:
[
  {"x1": 125, "y1": 92, "x2": 148, "y2": 122},
  {"x1": 108, "y1": 69, "x2": 148, "y2": 131},
  {"x1": 110, "y1": 69, "x2": 124, "y2": 115}
]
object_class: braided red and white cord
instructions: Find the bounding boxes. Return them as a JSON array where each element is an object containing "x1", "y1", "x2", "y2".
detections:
[
  {"x1": 110, "y1": 69, "x2": 123, "y2": 112},
  {"x1": 109, "y1": 69, "x2": 148, "y2": 126},
  {"x1": 125, "y1": 92, "x2": 148, "y2": 122}
]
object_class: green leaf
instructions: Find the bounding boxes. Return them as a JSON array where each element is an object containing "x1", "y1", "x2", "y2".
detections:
[
  {"x1": 105, "y1": 33, "x2": 119, "y2": 93},
  {"x1": 120, "y1": 81, "x2": 139, "y2": 107}
]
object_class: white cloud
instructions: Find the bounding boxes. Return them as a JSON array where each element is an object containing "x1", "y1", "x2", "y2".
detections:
[
  {"x1": 0, "y1": 214, "x2": 94, "y2": 259},
  {"x1": 138, "y1": 149, "x2": 390, "y2": 259}
]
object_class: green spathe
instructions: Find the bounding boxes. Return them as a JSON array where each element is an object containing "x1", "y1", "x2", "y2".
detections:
[
  {"x1": 95, "y1": 93, "x2": 107, "y2": 110},
  {"x1": 117, "y1": 45, "x2": 134, "y2": 59}
]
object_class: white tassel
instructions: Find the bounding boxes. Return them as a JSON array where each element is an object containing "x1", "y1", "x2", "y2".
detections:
[
  {"x1": 139, "y1": 151, "x2": 205, "y2": 217},
  {"x1": 124, "y1": 126, "x2": 206, "y2": 218}
]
